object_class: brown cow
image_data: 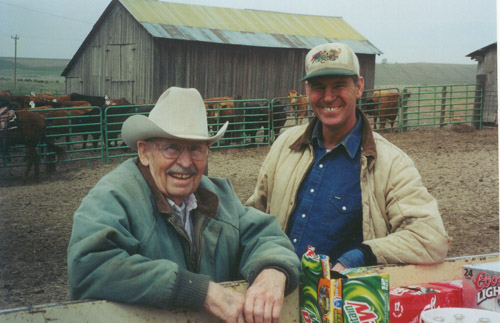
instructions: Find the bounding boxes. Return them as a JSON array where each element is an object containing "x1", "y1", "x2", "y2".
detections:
[
  {"x1": 204, "y1": 97, "x2": 234, "y2": 118},
  {"x1": 204, "y1": 96, "x2": 243, "y2": 144},
  {"x1": 30, "y1": 106, "x2": 94, "y2": 148},
  {"x1": 1, "y1": 110, "x2": 65, "y2": 182},
  {"x1": 369, "y1": 91, "x2": 410, "y2": 132},
  {"x1": 287, "y1": 90, "x2": 309, "y2": 124}
]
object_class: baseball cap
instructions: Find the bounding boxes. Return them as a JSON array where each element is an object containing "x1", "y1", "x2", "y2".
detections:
[{"x1": 300, "y1": 42, "x2": 360, "y2": 82}]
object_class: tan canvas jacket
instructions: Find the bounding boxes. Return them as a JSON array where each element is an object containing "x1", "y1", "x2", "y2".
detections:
[{"x1": 246, "y1": 111, "x2": 451, "y2": 265}]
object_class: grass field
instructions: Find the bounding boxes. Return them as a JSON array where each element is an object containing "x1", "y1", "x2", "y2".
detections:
[
  {"x1": 0, "y1": 57, "x2": 67, "y2": 94},
  {"x1": 0, "y1": 57, "x2": 478, "y2": 96},
  {"x1": 375, "y1": 62, "x2": 477, "y2": 87}
]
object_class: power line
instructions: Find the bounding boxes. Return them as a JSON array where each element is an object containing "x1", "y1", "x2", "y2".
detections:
[{"x1": 0, "y1": 0, "x2": 94, "y2": 24}]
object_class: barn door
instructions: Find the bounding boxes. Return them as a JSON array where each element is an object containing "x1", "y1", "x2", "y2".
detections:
[{"x1": 104, "y1": 44, "x2": 136, "y2": 100}]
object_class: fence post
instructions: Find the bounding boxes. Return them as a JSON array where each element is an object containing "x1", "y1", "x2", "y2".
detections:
[
  {"x1": 439, "y1": 86, "x2": 447, "y2": 128},
  {"x1": 401, "y1": 88, "x2": 409, "y2": 132},
  {"x1": 473, "y1": 75, "x2": 486, "y2": 130}
]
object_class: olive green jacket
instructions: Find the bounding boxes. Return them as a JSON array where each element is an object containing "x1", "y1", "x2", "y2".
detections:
[{"x1": 68, "y1": 158, "x2": 300, "y2": 310}]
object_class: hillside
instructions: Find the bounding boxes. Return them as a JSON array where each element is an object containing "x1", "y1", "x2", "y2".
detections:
[
  {"x1": 375, "y1": 62, "x2": 477, "y2": 87},
  {"x1": 0, "y1": 57, "x2": 68, "y2": 80},
  {"x1": 0, "y1": 57, "x2": 478, "y2": 93}
]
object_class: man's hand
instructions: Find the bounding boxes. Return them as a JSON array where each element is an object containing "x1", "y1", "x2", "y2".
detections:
[
  {"x1": 244, "y1": 268, "x2": 287, "y2": 323},
  {"x1": 204, "y1": 281, "x2": 245, "y2": 323}
]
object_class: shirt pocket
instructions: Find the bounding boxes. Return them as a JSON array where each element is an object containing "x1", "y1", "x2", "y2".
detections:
[
  {"x1": 325, "y1": 193, "x2": 363, "y2": 241},
  {"x1": 329, "y1": 193, "x2": 362, "y2": 215}
]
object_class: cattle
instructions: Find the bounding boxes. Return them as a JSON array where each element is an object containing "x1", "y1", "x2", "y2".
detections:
[
  {"x1": 1, "y1": 93, "x2": 77, "y2": 110},
  {"x1": 205, "y1": 96, "x2": 242, "y2": 145},
  {"x1": 68, "y1": 93, "x2": 133, "y2": 148},
  {"x1": 5, "y1": 95, "x2": 31, "y2": 110},
  {"x1": 364, "y1": 90, "x2": 411, "y2": 132},
  {"x1": 70, "y1": 93, "x2": 108, "y2": 107},
  {"x1": 0, "y1": 95, "x2": 21, "y2": 110},
  {"x1": 242, "y1": 102, "x2": 269, "y2": 144},
  {"x1": 241, "y1": 100, "x2": 287, "y2": 144},
  {"x1": 287, "y1": 90, "x2": 309, "y2": 124},
  {"x1": 30, "y1": 105, "x2": 94, "y2": 148},
  {"x1": 271, "y1": 101, "x2": 287, "y2": 139}
]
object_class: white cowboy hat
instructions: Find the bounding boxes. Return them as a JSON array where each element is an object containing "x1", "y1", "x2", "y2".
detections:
[{"x1": 122, "y1": 87, "x2": 228, "y2": 149}]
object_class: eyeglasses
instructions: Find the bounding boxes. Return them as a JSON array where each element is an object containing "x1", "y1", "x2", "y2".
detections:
[{"x1": 150, "y1": 142, "x2": 208, "y2": 161}]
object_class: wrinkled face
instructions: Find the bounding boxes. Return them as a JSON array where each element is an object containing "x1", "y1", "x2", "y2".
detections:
[
  {"x1": 137, "y1": 138, "x2": 208, "y2": 206},
  {"x1": 306, "y1": 75, "x2": 364, "y2": 136}
]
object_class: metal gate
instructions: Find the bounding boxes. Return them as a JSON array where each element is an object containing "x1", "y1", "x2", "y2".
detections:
[
  {"x1": 400, "y1": 84, "x2": 483, "y2": 131},
  {"x1": 358, "y1": 84, "x2": 483, "y2": 133}
]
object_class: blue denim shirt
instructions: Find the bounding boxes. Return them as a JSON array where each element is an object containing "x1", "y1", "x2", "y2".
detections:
[{"x1": 287, "y1": 115, "x2": 364, "y2": 268}]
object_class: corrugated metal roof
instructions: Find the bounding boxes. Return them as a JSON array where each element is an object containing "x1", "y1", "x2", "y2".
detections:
[{"x1": 120, "y1": 0, "x2": 382, "y2": 54}]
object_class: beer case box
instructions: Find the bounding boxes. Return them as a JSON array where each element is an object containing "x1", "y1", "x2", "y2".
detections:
[
  {"x1": 341, "y1": 267, "x2": 390, "y2": 323},
  {"x1": 462, "y1": 261, "x2": 500, "y2": 312},
  {"x1": 389, "y1": 283, "x2": 462, "y2": 323}
]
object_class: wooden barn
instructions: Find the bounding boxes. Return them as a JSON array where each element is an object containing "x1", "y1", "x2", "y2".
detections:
[
  {"x1": 466, "y1": 42, "x2": 498, "y2": 126},
  {"x1": 61, "y1": 0, "x2": 382, "y2": 103}
]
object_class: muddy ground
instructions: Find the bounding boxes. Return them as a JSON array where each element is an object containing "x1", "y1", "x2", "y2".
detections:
[{"x1": 0, "y1": 125, "x2": 498, "y2": 310}]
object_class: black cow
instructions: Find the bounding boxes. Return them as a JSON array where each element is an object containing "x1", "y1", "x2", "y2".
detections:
[
  {"x1": 70, "y1": 93, "x2": 108, "y2": 108},
  {"x1": 243, "y1": 103, "x2": 270, "y2": 144},
  {"x1": 242, "y1": 100, "x2": 287, "y2": 144},
  {"x1": 0, "y1": 96, "x2": 21, "y2": 111},
  {"x1": 69, "y1": 93, "x2": 133, "y2": 149},
  {"x1": 271, "y1": 100, "x2": 286, "y2": 140}
]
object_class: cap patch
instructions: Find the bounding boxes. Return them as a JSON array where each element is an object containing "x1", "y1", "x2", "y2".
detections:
[{"x1": 311, "y1": 48, "x2": 342, "y2": 64}]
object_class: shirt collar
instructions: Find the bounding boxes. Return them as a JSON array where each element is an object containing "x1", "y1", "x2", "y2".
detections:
[
  {"x1": 165, "y1": 193, "x2": 198, "y2": 220},
  {"x1": 311, "y1": 112, "x2": 363, "y2": 159}
]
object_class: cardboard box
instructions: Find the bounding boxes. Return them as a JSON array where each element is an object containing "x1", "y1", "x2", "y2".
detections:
[
  {"x1": 389, "y1": 283, "x2": 462, "y2": 323},
  {"x1": 299, "y1": 247, "x2": 332, "y2": 323},
  {"x1": 299, "y1": 248, "x2": 390, "y2": 323},
  {"x1": 462, "y1": 261, "x2": 500, "y2": 312},
  {"x1": 341, "y1": 268, "x2": 390, "y2": 323}
]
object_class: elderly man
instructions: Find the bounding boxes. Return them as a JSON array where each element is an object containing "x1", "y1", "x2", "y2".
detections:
[
  {"x1": 246, "y1": 42, "x2": 451, "y2": 271},
  {"x1": 67, "y1": 87, "x2": 300, "y2": 323}
]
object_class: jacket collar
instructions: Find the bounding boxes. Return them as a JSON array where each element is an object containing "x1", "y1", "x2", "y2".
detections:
[
  {"x1": 137, "y1": 160, "x2": 219, "y2": 219},
  {"x1": 289, "y1": 108, "x2": 377, "y2": 168}
]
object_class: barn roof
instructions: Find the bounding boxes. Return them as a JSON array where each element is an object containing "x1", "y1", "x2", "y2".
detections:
[
  {"x1": 62, "y1": 0, "x2": 381, "y2": 76},
  {"x1": 466, "y1": 42, "x2": 497, "y2": 61},
  {"x1": 119, "y1": 0, "x2": 381, "y2": 54}
]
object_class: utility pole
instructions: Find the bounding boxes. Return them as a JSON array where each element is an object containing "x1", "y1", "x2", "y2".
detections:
[{"x1": 11, "y1": 35, "x2": 19, "y2": 92}]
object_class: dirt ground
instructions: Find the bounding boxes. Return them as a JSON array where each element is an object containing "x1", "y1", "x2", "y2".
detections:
[{"x1": 0, "y1": 125, "x2": 498, "y2": 310}]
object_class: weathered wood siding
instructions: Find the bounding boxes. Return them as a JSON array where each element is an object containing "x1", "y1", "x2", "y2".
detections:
[
  {"x1": 64, "y1": 3, "x2": 154, "y2": 103},
  {"x1": 153, "y1": 40, "x2": 305, "y2": 100},
  {"x1": 481, "y1": 47, "x2": 498, "y2": 125},
  {"x1": 153, "y1": 39, "x2": 376, "y2": 101},
  {"x1": 358, "y1": 54, "x2": 376, "y2": 91}
]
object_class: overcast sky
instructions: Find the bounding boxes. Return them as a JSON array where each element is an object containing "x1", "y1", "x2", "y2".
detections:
[{"x1": 0, "y1": 0, "x2": 497, "y2": 64}]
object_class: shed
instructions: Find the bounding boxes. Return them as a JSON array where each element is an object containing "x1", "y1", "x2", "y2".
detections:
[
  {"x1": 62, "y1": 0, "x2": 382, "y2": 103},
  {"x1": 466, "y1": 42, "x2": 498, "y2": 126}
]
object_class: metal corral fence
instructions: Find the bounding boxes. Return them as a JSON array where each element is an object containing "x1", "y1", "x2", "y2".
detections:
[
  {"x1": 400, "y1": 84, "x2": 482, "y2": 131},
  {"x1": 0, "y1": 84, "x2": 484, "y2": 169},
  {"x1": 104, "y1": 97, "x2": 313, "y2": 161},
  {"x1": 358, "y1": 84, "x2": 483, "y2": 132},
  {"x1": 1, "y1": 106, "x2": 104, "y2": 169}
]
